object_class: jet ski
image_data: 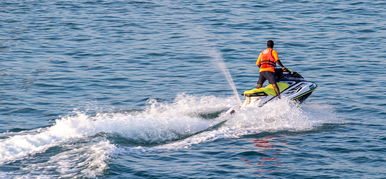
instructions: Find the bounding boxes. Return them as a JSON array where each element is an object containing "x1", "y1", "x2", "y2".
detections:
[{"x1": 227, "y1": 68, "x2": 317, "y2": 113}]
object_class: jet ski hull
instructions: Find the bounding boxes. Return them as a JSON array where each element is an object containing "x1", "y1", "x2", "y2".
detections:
[
  {"x1": 242, "y1": 81, "x2": 317, "y2": 107},
  {"x1": 227, "y1": 70, "x2": 317, "y2": 114}
]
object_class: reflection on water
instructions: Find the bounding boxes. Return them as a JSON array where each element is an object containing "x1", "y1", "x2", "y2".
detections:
[{"x1": 239, "y1": 136, "x2": 287, "y2": 176}]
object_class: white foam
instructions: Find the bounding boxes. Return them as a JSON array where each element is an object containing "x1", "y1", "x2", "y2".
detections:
[
  {"x1": 0, "y1": 172, "x2": 8, "y2": 179},
  {"x1": 156, "y1": 98, "x2": 339, "y2": 150},
  {"x1": 0, "y1": 94, "x2": 338, "y2": 177},
  {"x1": 0, "y1": 94, "x2": 234, "y2": 165},
  {"x1": 19, "y1": 139, "x2": 115, "y2": 178}
]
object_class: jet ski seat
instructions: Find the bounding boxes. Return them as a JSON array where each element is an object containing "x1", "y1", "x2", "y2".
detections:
[{"x1": 243, "y1": 82, "x2": 289, "y2": 96}]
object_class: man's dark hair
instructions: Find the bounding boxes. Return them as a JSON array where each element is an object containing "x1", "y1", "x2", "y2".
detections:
[{"x1": 267, "y1": 40, "x2": 274, "y2": 48}]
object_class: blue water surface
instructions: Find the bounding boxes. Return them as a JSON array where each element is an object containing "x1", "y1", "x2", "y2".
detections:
[{"x1": 1, "y1": 0, "x2": 385, "y2": 178}]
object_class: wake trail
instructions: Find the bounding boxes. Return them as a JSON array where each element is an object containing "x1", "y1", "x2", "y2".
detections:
[
  {"x1": 0, "y1": 94, "x2": 236, "y2": 165},
  {"x1": 156, "y1": 98, "x2": 340, "y2": 150},
  {"x1": 0, "y1": 95, "x2": 339, "y2": 178}
]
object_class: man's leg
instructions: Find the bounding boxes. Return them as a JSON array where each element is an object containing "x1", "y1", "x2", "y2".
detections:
[
  {"x1": 256, "y1": 83, "x2": 263, "y2": 89},
  {"x1": 272, "y1": 83, "x2": 281, "y2": 99},
  {"x1": 265, "y1": 71, "x2": 281, "y2": 99},
  {"x1": 257, "y1": 72, "x2": 266, "y2": 89}
]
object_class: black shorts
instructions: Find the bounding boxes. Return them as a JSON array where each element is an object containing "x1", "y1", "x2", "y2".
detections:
[{"x1": 257, "y1": 71, "x2": 277, "y2": 85}]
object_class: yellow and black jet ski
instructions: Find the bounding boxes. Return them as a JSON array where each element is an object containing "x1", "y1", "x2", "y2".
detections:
[
  {"x1": 228, "y1": 69, "x2": 317, "y2": 114},
  {"x1": 243, "y1": 68, "x2": 317, "y2": 107}
]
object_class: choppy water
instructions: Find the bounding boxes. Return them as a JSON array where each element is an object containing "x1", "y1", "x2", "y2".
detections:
[{"x1": 1, "y1": 0, "x2": 385, "y2": 178}]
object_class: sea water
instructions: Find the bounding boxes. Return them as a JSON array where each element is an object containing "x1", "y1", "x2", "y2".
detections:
[{"x1": 1, "y1": 0, "x2": 385, "y2": 178}]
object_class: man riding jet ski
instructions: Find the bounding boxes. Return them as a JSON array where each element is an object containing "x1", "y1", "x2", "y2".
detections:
[
  {"x1": 245, "y1": 40, "x2": 317, "y2": 107},
  {"x1": 226, "y1": 40, "x2": 317, "y2": 114}
]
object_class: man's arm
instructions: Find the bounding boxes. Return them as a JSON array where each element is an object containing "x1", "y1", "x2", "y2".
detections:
[
  {"x1": 273, "y1": 50, "x2": 288, "y2": 71},
  {"x1": 276, "y1": 60, "x2": 288, "y2": 71}
]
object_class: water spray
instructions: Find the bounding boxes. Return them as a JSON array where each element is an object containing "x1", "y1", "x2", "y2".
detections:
[
  {"x1": 209, "y1": 48, "x2": 242, "y2": 104},
  {"x1": 187, "y1": 26, "x2": 242, "y2": 104}
]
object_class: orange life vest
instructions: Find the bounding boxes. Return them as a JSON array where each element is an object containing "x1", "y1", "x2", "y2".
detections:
[{"x1": 259, "y1": 48, "x2": 276, "y2": 72}]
